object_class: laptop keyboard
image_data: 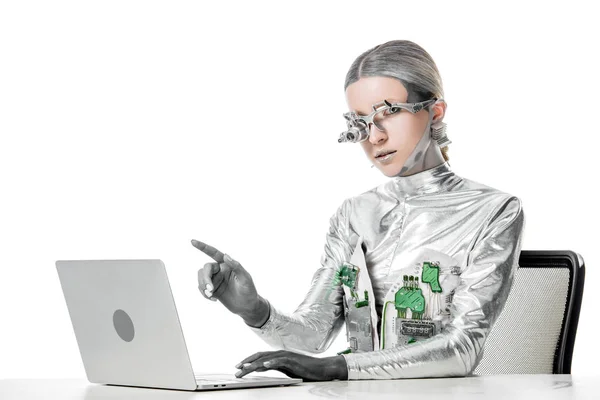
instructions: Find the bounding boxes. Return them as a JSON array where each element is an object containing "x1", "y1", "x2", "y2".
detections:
[{"x1": 194, "y1": 374, "x2": 280, "y2": 383}]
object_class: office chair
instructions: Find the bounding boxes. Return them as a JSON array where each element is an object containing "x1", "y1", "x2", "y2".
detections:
[{"x1": 473, "y1": 250, "x2": 585, "y2": 375}]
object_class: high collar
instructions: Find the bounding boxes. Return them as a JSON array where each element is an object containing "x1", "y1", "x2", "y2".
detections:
[{"x1": 390, "y1": 161, "x2": 460, "y2": 196}]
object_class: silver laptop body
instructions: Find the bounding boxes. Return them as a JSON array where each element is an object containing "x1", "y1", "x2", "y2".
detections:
[{"x1": 55, "y1": 259, "x2": 302, "y2": 391}]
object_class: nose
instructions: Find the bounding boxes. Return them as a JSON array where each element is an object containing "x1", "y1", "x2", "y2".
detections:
[{"x1": 367, "y1": 123, "x2": 387, "y2": 145}]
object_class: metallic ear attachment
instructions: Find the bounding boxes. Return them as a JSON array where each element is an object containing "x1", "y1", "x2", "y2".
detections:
[{"x1": 431, "y1": 120, "x2": 451, "y2": 147}]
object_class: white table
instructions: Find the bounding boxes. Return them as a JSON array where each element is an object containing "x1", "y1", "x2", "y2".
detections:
[{"x1": 0, "y1": 375, "x2": 596, "y2": 399}]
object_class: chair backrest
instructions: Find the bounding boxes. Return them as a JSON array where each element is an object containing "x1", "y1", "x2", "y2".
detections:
[{"x1": 473, "y1": 250, "x2": 585, "y2": 375}]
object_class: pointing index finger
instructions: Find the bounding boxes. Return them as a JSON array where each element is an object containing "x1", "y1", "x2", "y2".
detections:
[{"x1": 191, "y1": 239, "x2": 226, "y2": 263}]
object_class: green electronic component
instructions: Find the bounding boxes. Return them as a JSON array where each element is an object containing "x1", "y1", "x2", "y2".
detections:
[
  {"x1": 409, "y1": 312, "x2": 423, "y2": 320},
  {"x1": 421, "y1": 261, "x2": 442, "y2": 293},
  {"x1": 407, "y1": 337, "x2": 417, "y2": 344},
  {"x1": 338, "y1": 262, "x2": 359, "y2": 290},
  {"x1": 355, "y1": 290, "x2": 369, "y2": 308},
  {"x1": 327, "y1": 262, "x2": 360, "y2": 299},
  {"x1": 395, "y1": 276, "x2": 425, "y2": 319},
  {"x1": 337, "y1": 348, "x2": 352, "y2": 355}
]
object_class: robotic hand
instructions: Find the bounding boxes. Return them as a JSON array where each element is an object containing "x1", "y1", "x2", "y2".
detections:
[{"x1": 191, "y1": 239, "x2": 270, "y2": 328}]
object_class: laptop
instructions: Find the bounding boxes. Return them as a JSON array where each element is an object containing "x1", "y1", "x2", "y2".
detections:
[{"x1": 55, "y1": 259, "x2": 302, "y2": 391}]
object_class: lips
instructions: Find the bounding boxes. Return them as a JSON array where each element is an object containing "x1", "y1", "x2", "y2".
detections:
[{"x1": 376, "y1": 150, "x2": 397, "y2": 158}]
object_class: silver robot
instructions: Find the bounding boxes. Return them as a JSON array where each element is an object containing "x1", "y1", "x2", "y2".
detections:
[{"x1": 248, "y1": 96, "x2": 526, "y2": 379}]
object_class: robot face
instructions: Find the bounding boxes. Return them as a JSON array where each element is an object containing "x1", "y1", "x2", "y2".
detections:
[{"x1": 338, "y1": 98, "x2": 438, "y2": 143}]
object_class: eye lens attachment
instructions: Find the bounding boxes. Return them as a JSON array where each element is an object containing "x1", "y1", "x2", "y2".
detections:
[
  {"x1": 338, "y1": 128, "x2": 368, "y2": 143},
  {"x1": 338, "y1": 112, "x2": 369, "y2": 143},
  {"x1": 338, "y1": 107, "x2": 397, "y2": 143}
]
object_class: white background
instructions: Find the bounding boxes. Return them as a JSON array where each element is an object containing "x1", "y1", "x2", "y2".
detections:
[{"x1": 1, "y1": 0, "x2": 597, "y2": 378}]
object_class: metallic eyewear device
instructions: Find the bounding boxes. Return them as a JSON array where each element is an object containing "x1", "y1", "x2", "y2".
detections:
[{"x1": 338, "y1": 98, "x2": 438, "y2": 143}]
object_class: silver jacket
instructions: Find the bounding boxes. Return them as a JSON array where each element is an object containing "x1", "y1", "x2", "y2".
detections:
[{"x1": 249, "y1": 161, "x2": 526, "y2": 379}]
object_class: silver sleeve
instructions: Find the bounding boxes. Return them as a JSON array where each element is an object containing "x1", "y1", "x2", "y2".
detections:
[
  {"x1": 342, "y1": 196, "x2": 526, "y2": 379},
  {"x1": 247, "y1": 199, "x2": 354, "y2": 355}
]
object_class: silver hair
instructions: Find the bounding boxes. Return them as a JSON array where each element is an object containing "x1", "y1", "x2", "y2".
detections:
[{"x1": 344, "y1": 40, "x2": 450, "y2": 160}]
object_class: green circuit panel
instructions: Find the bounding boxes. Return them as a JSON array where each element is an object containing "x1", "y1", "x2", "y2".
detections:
[
  {"x1": 394, "y1": 279, "x2": 425, "y2": 319},
  {"x1": 422, "y1": 261, "x2": 442, "y2": 293}
]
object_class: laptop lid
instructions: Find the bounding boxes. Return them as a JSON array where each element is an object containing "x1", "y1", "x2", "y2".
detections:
[{"x1": 56, "y1": 259, "x2": 198, "y2": 391}]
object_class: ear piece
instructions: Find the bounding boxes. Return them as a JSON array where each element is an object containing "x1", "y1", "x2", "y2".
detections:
[{"x1": 431, "y1": 120, "x2": 451, "y2": 147}]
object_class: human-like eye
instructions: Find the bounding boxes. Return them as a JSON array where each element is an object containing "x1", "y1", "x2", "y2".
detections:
[{"x1": 383, "y1": 106, "x2": 401, "y2": 116}]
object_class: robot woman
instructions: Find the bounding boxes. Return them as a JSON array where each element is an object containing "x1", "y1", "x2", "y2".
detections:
[{"x1": 192, "y1": 40, "x2": 526, "y2": 381}]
